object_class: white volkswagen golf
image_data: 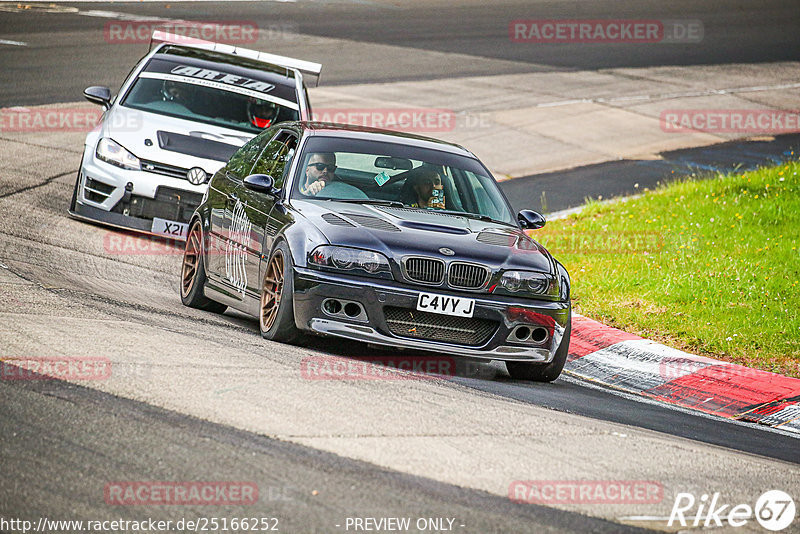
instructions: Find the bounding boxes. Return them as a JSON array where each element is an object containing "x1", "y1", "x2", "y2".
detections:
[{"x1": 70, "y1": 30, "x2": 320, "y2": 240}]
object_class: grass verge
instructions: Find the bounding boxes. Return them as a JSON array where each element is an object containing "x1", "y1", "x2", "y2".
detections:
[{"x1": 534, "y1": 159, "x2": 800, "y2": 377}]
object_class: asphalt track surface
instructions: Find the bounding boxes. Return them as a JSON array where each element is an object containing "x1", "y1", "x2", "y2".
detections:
[
  {"x1": 1, "y1": 0, "x2": 799, "y2": 104},
  {"x1": 503, "y1": 133, "x2": 800, "y2": 214},
  {"x1": 2, "y1": 378, "x2": 650, "y2": 534},
  {"x1": 1, "y1": 1, "x2": 800, "y2": 532}
]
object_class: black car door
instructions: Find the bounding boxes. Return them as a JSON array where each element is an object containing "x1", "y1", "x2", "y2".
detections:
[
  {"x1": 235, "y1": 129, "x2": 299, "y2": 309},
  {"x1": 206, "y1": 128, "x2": 275, "y2": 295}
]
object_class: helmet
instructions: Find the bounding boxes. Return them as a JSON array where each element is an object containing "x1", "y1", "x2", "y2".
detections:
[
  {"x1": 160, "y1": 80, "x2": 190, "y2": 103},
  {"x1": 247, "y1": 98, "x2": 279, "y2": 129}
]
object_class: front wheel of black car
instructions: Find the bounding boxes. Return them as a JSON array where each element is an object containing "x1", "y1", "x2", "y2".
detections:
[
  {"x1": 506, "y1": 314, "x2": 571, "y2": 382},
  {"x1": 181, "y1": 220, "x2": 227, "y2": 313},
  {"x1": 259, "y1": 240, "x2": 302, "y2": 343}
]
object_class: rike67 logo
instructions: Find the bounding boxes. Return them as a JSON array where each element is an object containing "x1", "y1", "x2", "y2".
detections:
[{"x1": 669, "y1": 490, "x2": 796, "y2": 531}]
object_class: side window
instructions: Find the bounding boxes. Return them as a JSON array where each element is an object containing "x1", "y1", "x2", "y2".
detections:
[
  {"x1": 251, "y1": 132, "x2": 298, "y2": 189},
  {"x1": 272, "y1": 136, "x2": 298, "y2": 188},
  {"x1": 226, "y1": 129, "x2": 274, "y2": 179}
]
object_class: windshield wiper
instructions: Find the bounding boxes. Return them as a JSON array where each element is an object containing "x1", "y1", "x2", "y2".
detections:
[{"x1": 326, "y1": 199, "x2": 405, "y2": 208}]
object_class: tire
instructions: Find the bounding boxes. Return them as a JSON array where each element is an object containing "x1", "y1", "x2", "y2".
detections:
[
  {"x1": 180, "y1": 220, "x2": 228, "y2": 313},
  {"x1": 506, "y1": 313, "x2": 571, "y2": 382},
  {"x1": 259, "y1": 240, "x2": 302, "y2": 343}
]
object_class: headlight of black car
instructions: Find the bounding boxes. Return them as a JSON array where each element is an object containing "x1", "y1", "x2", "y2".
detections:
[
  {"x1": 494, "y1": 270, "x2": 561, "y2": 300},
  {"x1": 309, "y1": 246, "x2": 393, "y2": 280}
]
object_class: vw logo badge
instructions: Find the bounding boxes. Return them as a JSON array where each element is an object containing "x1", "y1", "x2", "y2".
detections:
[
  {"x1": 439, "y1": 247, "x2": 455, "y2": 256},
  {"x1": 186, "y1": 167, "x2": 207, "y2": 185}
]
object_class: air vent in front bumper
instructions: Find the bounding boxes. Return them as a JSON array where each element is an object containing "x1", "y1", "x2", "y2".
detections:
[
  {"x1": 112, "y1": 186, "x2": 202, "y2": 223},
  {"x1": 84, "y1": 177, "x2": 116, "y2": 203},
  {"x1": 384, "y1": 306, "x2": 497, "y2": 346}
]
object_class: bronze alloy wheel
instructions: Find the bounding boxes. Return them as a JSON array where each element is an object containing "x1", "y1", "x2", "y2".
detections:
[
  {"x1": 181, "y1": 223, "x2": 202, "y2": 299},
  {"x1": 260, "y1": 249, "x2": 285, "y2": 332}
]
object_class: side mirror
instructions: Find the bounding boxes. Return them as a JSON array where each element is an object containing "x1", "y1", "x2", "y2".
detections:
[
  {"x1": 243, "y1": 174, "x2": 280, "y2": 198},
  {"x1": 518, "y1": 209, "x2": 546, "y2": 230},
  {"x1": 84, "y1": 86, "x2": 112, "y2": 109}
]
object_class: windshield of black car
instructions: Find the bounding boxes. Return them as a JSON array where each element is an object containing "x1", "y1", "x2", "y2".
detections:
[
  {"x1": 291, "y1": 136, "x2": 515, "y2": 224},
  {"x1": 120, "y1": 58, "x2": 300, "y2": 134}
]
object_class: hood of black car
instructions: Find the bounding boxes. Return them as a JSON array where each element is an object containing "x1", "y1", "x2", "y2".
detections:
[{"x1": 293, "y1": 200, "x2": 555, "y2": 273}]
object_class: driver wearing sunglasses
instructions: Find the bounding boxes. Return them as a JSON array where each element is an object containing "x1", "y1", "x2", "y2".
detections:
[{"x1": 301, "y1": 152, "x2": 337, "y2": 196}]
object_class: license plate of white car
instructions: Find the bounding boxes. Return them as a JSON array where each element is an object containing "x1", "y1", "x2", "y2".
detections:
[
  {"x1": 416, "y1": 291, "x2": 475, "y2": 318},
  {"x1": 151, "y1": 217, "x2": 188, "y2": 239}
]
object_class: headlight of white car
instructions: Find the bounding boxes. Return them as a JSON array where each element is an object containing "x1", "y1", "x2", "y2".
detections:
[{"x1": 96, "y1": 138, "x2": 140, "y2": 170}]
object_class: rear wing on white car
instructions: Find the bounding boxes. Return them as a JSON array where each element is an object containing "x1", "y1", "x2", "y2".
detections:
[{"x1": 149, "y1": 29, "x2": 322, "y2": 84}]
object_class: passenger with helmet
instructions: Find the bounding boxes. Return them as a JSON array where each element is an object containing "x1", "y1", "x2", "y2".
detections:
[{"x1": 161, "y1": 80, "x2": 193, "y2": 105}]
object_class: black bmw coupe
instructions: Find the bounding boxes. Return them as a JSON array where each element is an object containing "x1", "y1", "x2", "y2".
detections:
[{"x1": 180, "y1": 122, "x2": 571, "y2": 381}]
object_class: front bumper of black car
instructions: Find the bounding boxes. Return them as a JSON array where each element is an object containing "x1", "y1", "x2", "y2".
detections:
[{"x1": 292, "y1": 266, "x2": 570, "y2": 363}]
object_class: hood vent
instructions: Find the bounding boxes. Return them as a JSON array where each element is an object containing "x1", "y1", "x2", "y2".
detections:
[
  {"x1": 321, "y1": 213, "x2": 356, "y2": 227},
  {"x1": 477, "y1": 231, "x2": 516, "y2": 247},
  {"x1": 398, "y1": 220, "x2": 469, "y2": 235},
  {"x1": 378, "y1": 206, "x2": 464, "y2": 220},
  {"x1": 341, "y1": 213, "x2": 400, "y2": 232},
  {"x1": 157, "y1": 131, "x2": 239, "y2": 163}
]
